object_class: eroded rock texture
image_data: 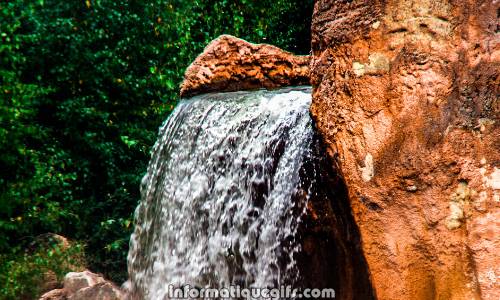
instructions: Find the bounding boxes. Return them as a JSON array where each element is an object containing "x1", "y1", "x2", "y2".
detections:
[
  {"x1": 310, "y1": 1, "x2": 499, "y2": 299},
  {"x1": 180, "y1": 35, "x2": 310, "y2": 97}
]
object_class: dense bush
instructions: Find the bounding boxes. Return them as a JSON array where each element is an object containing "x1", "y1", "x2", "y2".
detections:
[
  {"x1": 0, "y1": 0, "x2": 313, "y2": 297},
  {"x1": 0, "y1": 235, "x2": 85, "y2": 299}
]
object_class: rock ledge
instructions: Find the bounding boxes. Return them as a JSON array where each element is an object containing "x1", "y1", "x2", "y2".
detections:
[{"x1": 180, "y1": 35, "x2": 310, "y2": 97}]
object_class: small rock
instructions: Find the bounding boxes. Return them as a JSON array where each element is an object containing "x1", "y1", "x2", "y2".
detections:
[
  {"x1": 39, "y1": 289, "x2": 66, "y2": 300},
  {"x1": 406, "y1": 185, "x2": 418, "y2": 192},
  {"x1": 64, "y1": 270, "x2": 105, "y2": 294},
  {"x1": 69, "y1": 282, "x2": 124, "y2": 300}
]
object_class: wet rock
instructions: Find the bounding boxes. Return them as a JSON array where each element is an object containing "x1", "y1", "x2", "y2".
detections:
[
  {"x1": 311, "y1": 0, "x2": 499, "y2": 299},
  {"x1": 180, "y1": 35, "x2": 310, "y2": 97},
  {"x1": 294, "y1": 133, "x2": 375, "y2": 300}
]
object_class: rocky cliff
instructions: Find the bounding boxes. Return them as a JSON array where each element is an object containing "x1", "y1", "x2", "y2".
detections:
[
  {"x1": 310, "y1": 0, "x2": 499, "y2": 299},
  {"x1": 180, "y1": 35, "x2": 310, "y2": 97}
]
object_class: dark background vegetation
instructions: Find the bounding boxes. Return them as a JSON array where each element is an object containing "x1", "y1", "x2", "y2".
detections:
[{"x1": 0, "y1": 0, "x2": 313, "y2": 298}]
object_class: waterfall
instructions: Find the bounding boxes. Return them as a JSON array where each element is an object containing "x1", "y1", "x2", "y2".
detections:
[{"x1": 127, "y1": 87, "x2": 315, "y2": 299}]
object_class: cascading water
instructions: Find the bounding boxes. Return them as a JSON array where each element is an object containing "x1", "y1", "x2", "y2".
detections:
[{"x1": 127, "y1": 87, "x2": 316, "y2": 299}]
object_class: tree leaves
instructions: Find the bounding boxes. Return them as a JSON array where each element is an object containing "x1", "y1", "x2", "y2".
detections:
[{"x1": 0, "y1": 0, "x2": 314, "y2": 287}]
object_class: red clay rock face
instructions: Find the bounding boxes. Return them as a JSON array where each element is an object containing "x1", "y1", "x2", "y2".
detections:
[
  {"x1": 310, "y1": 1, "x2": 499, "y2": 299},
  {"x1": 180, "y1": 35, "x2": 310, "y2": 98}
]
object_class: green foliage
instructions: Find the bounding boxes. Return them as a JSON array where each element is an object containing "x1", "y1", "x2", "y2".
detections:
[
  {"x1": 0, "y1": 237, "x2": 85, "y2": 300},
  {"x1": 0, "y1": 0, "x2": 313, "y2": 289}
]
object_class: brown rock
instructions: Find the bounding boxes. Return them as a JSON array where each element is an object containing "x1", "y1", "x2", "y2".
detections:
[
  {"x1": 311, "y1": 0, "x2": 499, "y2": 299},
  {"x1": 64, "y1": 270, "x2": 106, "y2": 294},
  {"x1": 180, "y1": 35, "x2": 310, "y2": 97},
  {"x1": 41, "y1": 270, "x2": 125, "y2": 300},
  {"x1": 68, "y1": 282, "x2": 124, "y2": 300},
  {"x1": 39, "y1": 289, "x2": 66, "y2": 300},
  {"x1": 40, "y1": 270, "x2": 61, "y2": 296},
  {"x1": 36, "y1": 234, "x2": 85, "y2": 296}
]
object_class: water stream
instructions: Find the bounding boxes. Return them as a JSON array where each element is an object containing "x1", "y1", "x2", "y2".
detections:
[{"x1": 128, "y1": 87, "x2": 316, "y2": 299}]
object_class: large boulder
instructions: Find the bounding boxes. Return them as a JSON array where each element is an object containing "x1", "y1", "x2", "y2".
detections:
[
  {"x1": 310, "y1": 0, "x2": 499, "y2": 299},
  {"x1": 180, "y1": 35, "x2": 310, "y2": 97}
]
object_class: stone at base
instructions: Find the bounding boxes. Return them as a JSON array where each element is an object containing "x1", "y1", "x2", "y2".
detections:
[
  {"x1": 40, "y1": 270, "x2": 125, "y2": 300},
  {"x1": 39, "y1": 289, "x2": 66, "y2": 300}
]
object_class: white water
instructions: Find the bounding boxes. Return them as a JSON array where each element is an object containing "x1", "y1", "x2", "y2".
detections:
[{"x1": 127, "y1": 87, "x2": 313, "y2": 299}]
